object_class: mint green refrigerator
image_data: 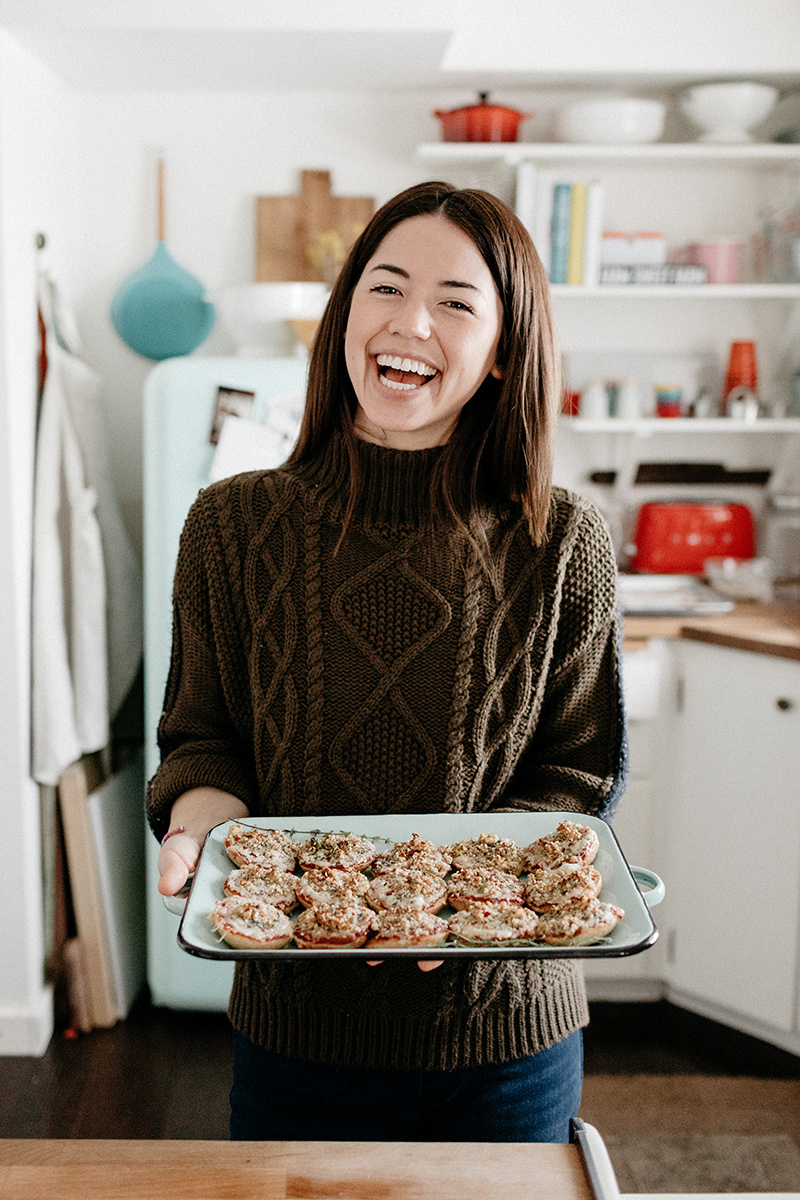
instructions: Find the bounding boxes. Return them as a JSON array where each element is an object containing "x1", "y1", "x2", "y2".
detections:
[{"x1": 144, "y1": 355, "x2": 308, "y2": 1008}]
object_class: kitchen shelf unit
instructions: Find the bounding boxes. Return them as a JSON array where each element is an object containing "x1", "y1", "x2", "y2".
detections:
[
  {"x1": 417, "y1": 142, "x2": 800, "y2": 165},
  {"x1": 420, "y1": 137, "x2": 800, "y2": 416},
  {"x1": 561, "y1": 417, "x2": 800, "y2": 433},
  {"x1": 551, "y1": 284, "x2": 800, "y2": 299}
]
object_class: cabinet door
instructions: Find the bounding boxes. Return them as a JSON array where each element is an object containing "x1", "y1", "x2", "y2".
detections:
[{"x1": 664, "y1": 641, "x2": 800, "y2": 1031}]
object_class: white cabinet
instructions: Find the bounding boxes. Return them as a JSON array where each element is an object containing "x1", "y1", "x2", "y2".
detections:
[
  {"x1": 583, "y1": 639, "x2": 671, "y2": 998},
  {"x1": 662, "y1": 640, "x2": 800, "y2": 1037}
]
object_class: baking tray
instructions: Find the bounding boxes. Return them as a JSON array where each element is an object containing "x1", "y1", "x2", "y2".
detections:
[{"x1": 170, "y1": 810, "x2": 663, "y2": 961}]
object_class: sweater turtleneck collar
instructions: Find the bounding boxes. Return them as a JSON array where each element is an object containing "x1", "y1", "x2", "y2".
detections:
[{"x1": 298, "y1": 432, "x2": 448, "y2": 533}]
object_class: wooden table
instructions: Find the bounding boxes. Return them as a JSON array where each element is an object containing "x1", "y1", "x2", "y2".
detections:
[{"x1": 0, "y1": 1138, "x2": 596, "y2": 1200}]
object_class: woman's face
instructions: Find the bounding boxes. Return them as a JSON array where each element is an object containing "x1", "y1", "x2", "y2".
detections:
[{"x1": 344, "y1": 214, "x2": 503, "y2": 450}]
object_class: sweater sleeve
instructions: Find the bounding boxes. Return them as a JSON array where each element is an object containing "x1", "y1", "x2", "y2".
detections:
[
  {"x1": 490, "y1": 499, "x2": 628, "y2": 821},
  {"x1": 146, "y1": 489, "x2": 259, "y2": 841}
]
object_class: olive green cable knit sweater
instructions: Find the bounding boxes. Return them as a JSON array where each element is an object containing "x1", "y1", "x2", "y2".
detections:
[{"x1": 147, "y1": 434, "x2": 626, "y2": 1071}]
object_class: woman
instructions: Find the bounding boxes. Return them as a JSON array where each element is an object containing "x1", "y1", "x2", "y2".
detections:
[{"x1": 149, "y1": 180, "x2": 627, "y2": 1142}]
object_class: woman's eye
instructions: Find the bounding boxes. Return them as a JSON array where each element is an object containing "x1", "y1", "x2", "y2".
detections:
[
  {"x1": 444, "y1": 299, "x2": 474, "y2": 313},
  {"x1": 369, "y1": 284, "x2": 400, "y2": 295}
]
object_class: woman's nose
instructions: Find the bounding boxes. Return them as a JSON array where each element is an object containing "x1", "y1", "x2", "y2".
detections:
[{"x1": 387, "y1": 298, "x2": 431, "y2": 339}]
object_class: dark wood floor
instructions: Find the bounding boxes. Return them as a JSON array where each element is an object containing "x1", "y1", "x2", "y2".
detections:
[{"x1": 2, "y1": 992, "x2": 799, "y2": 1140}]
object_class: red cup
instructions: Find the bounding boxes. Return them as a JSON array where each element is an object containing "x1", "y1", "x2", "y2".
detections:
[{"x1": 724, "y1": 341, "x2": 757, "y2": 405}]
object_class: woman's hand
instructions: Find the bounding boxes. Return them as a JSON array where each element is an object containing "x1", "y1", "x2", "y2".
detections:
[
  {"x1": 366, "y1": 959, "x2": 444, "y2": 972},
  {"x1": 157, "y1": 787, "x2": 249, "y2": 897}
]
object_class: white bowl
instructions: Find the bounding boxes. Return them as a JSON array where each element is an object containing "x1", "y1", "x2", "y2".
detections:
[
  {"x1": 554, "y1": 98, "x2": 666, "y2": 144},
  {"x1": 217, "y1": 282, "x2": 329, "y2": 356},
  {"x1": 704, "y1": 556, "x2": 774, "y2": 602},
  {"x1": 678, "y1": 81, "x2": 779, "y2": 143}
]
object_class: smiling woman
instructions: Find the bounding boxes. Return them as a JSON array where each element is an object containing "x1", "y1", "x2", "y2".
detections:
[
  {"x1": 147, "y1": 180, "x2": 628, "y2": 1146},
  {"x1": 343, "y1": 214, "x2": 503, "y2": 450}
]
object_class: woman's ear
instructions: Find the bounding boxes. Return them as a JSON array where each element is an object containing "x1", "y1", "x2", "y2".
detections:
[{"x1": 490, "y1": 362, "x2": 504, "y2": 380}]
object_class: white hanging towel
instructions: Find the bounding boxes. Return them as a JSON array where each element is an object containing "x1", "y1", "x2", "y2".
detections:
[{"x1": 32, "y1": 327, "x2": 110, "y2": 784}]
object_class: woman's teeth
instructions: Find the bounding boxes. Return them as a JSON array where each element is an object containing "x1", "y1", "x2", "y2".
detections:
[{"x1": 375, "y1": 353, "x2": 437, "y2": 392}]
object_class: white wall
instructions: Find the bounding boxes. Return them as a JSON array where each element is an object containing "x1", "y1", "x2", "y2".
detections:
[
  {"x1": 60, "y1": 88, "x2": 479, "y2": 552},
  {"x1": 0, "y1": 27, "x2": 71, "y2": 1055}
]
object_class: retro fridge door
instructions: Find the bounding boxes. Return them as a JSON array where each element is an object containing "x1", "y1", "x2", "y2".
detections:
[{"x1": 143, "y1": 355, "x2": 308, "y2": 1008}]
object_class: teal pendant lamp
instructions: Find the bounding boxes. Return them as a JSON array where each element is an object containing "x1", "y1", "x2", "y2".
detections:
[{"x1": 111, "y1": 159, "x2": 215, "y2": 361}]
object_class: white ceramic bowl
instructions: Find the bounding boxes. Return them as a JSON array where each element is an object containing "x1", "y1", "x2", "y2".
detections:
[
  {"x1": 678, "y1": 81, "x2": 779, "y2": 143},
  {"x1": 704, "y1": 556, "x2": 774, "y2": 602},
  {"x1": 217, "y1": 282, "x2": 329, "y2": 356},
  {"x1": 554, "y1": 98, "x2": 666, "y2": 144}
]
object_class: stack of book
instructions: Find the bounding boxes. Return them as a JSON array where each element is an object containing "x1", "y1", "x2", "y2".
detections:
[
  {"x1": 514, "y1": 165, "x2": 710, "y2": 288},
  {"x1": 515, "y1": 164, "x2": 605, "y2": 286}
]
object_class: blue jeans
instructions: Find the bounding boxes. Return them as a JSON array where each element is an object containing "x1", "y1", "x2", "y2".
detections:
[{"x1": 229, "y1": 1028, "x2": 583, "y2": 1142}]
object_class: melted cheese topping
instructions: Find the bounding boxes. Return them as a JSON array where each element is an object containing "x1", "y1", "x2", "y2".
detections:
[
  {"x1": 524, "y1": 821, "x2": 599, "y2": 871},
  {"x1": 223, "y1": 865, "x2": 298, "y2": 910},
  {"x1": 536, "y1": 899, "x2": 624, "y2": 945},
  {"x1": 209, "y1": 897, "x2": 293, "y2": 941},
  {"x1": 369, "y1": 908, "x2": 449, "y2": 942},
  {"x1": 294, "y1": 900, "x2": 376, "y2": 941},
  {"x1": 295, "y1": 867, "x2": 370, "y2": 908},
  {"x1": 448, "y1": 902, "x2": 539, "y2": 943},
  {"x1": 223, "y1": 824, "x2": 299, "y2": 871},
  {"x1": 446, "y1": 833, "x2": 525, "y2": 875},
  {"x1": 446, "y1": 866, "x2": 525, "y2": 908},
  {"x1": 525, "y1": 864, "x2": 602, "y2": 912},
  {"x1": 371, "y1": 833, "x2": 451, "y2": 878},
  {"x1": 366, "y1": 868, "x2": 447, "y2": 912},
  {"x1": 297, "y1": 832, "x2": 377, "y2": 872}
]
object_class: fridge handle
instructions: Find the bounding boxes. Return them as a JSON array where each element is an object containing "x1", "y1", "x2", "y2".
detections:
[
  {"x1": 630, "y1": 866, "x2": 665, "y2": 908},
  {"x1": 570, "y1": 1117, "x2": 622, "y2": 1199}
]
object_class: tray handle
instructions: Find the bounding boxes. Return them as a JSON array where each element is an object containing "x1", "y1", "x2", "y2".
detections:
[
  {"x1": 162, "y1": 878, "x2": 192, "y2": 916},
  {"x1": 630, "y1": 865, "x2": 665, "y2": 908}
]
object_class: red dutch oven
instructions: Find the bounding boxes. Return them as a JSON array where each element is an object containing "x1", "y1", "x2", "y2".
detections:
[{"x1": 434, "y1": 92, "x2": 532, "y2": 143}]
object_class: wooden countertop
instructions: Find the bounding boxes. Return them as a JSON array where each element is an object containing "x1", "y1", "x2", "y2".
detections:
[
  {"x1": 623, "y1": 601, "x2": 800, "y2": 662},
  {"x1": 0, "y1": 1138, "x2": 594, "y2": 1200}
]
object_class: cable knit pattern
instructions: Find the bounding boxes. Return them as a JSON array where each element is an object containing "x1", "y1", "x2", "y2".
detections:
[{"x1": 147, "y1": 434, "x2": 627, "y2": 1071}]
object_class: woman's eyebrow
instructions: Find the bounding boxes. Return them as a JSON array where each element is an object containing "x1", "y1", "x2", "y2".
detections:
[{"x1": 368, "y1": 263, "x2": 480, "y2": 292}]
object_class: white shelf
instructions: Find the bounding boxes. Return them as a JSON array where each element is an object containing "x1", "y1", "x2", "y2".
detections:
[
  {"x1": 417, "y1": 141, "x2": 800, "y2": 165},
  {"x1": 560, "y1": 417, "x2": 800, "y2": 432},
  {"x1": 551, "y1": 284, "x2": 800, "y2": 299}
]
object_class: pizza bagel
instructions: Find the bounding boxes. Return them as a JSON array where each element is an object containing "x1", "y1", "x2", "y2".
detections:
[
  {"x1": 222, "y1": 864, "x2": 298, "y2": 912},
  {"x1": 364, "y1": 908, "x2": 450, "y2": 950},
  {"x1": 208, "y1": 898, "x2": 294, "y2": 950},
  {"x1": 292, "y1": 900, "x2": 377, "y2": 949},
  {"x1": 223, "y1": 824, "x2": 299, "y2": 872},
  {"x1": 525, "y1": 864, "x2": 602, "y2": 913},
  {"x1": 446, "y1": 866, "x2": 526, "y2": 910}
]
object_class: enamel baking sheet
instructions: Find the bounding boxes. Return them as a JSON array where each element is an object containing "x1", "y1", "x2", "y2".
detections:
[{"x1": 176, "y1": 810, "x2": 659, "y2": 960}]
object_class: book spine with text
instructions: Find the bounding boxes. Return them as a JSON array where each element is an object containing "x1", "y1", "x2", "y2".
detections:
[
  {"x1": 581, "y1": 180, "x2": 605, "y2": 287},
  {"x1": 566, "y1": 182, "x2": 588, "y2": 285},
  {"x1": 549, "y1": 183, "x2": 572, "y2": 284}
]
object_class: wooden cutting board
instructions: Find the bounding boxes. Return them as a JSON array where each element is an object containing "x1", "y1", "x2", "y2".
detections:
[
  {"x1": 0, "y1": 1139, "x2": 594, "y2": 1200},
  {"x1": 255, "y1": 169, "x2": 374, "y2": 282}
]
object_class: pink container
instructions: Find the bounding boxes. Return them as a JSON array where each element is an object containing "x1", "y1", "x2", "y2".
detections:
[{"x1": 687, "y1": 239, "x2": 742, "y2": 284}]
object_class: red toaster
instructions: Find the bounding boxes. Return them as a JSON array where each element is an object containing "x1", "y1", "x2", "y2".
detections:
[{"x1": 630, "y1": 501, "x2": 755, "y2": 574}]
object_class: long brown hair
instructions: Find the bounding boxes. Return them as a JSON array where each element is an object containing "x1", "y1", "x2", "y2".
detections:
[{"x1": 287, "y1": 181, "x2": 561, "y2": 546}]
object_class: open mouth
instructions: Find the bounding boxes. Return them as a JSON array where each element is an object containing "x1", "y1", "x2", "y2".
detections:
[{"x1": 375, "y1": 353, "x2": 438, "y2": 392}]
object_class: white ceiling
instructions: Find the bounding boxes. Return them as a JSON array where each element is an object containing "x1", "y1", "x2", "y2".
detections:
[{"x1": 1, "y1": 0, "x2": 798, "y2": 94}]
